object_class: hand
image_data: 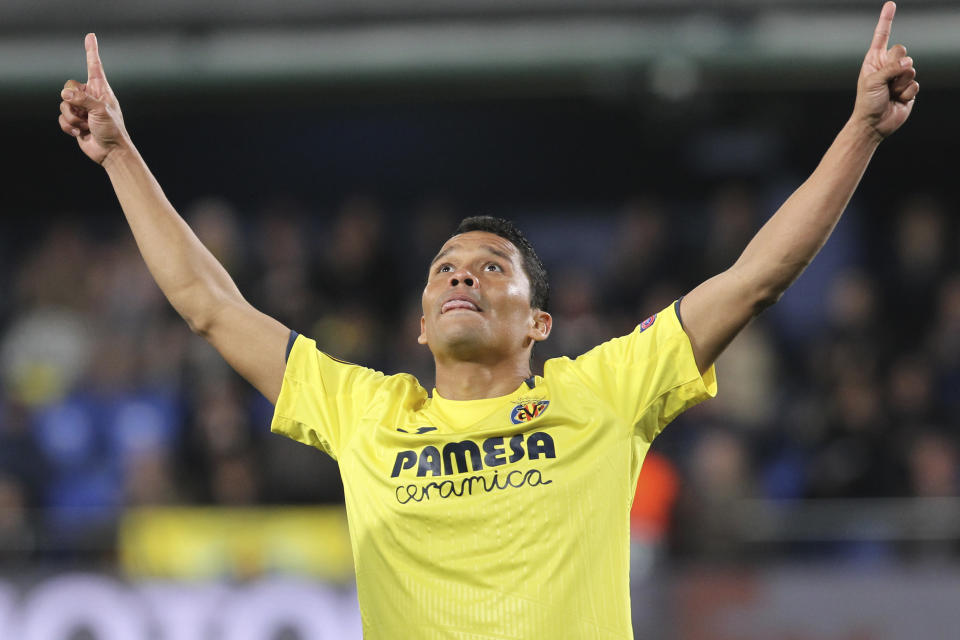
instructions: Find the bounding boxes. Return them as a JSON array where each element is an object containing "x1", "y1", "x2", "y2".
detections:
[
  {"x1": 852, "y1": 1, "x2": 919, "y2": 141},
  {"x1": 59, "y1": 33, "x2": 131, "y2": 165}
]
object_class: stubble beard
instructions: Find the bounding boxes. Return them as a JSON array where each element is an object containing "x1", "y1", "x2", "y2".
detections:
[{"x1": 434, "y1": 317, "x2": 501, "y2": 364}]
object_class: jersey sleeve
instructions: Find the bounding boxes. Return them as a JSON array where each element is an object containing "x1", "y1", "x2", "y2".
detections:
[
  {"x1": 270, "y1": 333, "x2": 387, "y2": 459},
  {"x1": 566, "y1": 301, "x2": 717, "y2": 442}
]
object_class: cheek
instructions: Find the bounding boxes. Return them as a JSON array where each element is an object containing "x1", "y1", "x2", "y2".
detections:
[
  {"x1": 500, "y1": 281, "x2": 533, "y2": 322},
  {"x1": 504, "y1": 281, "x2": 526, "y2": 298},
  {"x1": 422, "y1": 281, "x2": 439, "y2": 312},
  {"x1": 421, "y1": 290, "x2": 433, "y2": 320}
]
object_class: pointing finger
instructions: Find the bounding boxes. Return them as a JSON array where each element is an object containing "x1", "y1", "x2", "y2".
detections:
[
  {"x1": 870, "y1": 1, "x2": 896, "y2": 53},
  {"x1": 85, "y1": 33, "x2": 108, "y2": 83}
]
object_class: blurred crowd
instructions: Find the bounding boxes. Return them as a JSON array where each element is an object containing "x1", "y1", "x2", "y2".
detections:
[{"x1": 0, "y1": 184, "x2": 958, "y2": 566}]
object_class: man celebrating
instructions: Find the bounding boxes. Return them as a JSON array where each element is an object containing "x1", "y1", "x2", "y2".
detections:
[{"x1": 59, "y1": 3, "x2": 917, "y2": 637}]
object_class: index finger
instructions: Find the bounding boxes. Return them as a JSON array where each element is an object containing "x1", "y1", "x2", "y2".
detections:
[
  {"x1": 85, "y1": 33, "x2": 107, "y2": 82},
  {"x1": 870, "y1": 1, "x2": 897, "y2": 52}
]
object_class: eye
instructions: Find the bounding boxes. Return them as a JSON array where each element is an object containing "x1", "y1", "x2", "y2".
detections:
[
  {"x1": 437, "y1": 264, "x2": 454, "y2": 273},
  {"x1": 485, "y1": 263, "x2": 503, "y2": 272}
]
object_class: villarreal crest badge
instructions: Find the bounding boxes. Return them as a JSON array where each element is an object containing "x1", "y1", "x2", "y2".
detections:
[{"x1": 510, "y1": 399, "x2": 550, "y2": 424}]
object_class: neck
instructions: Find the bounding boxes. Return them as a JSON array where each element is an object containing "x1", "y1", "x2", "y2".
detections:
[{"x1": 433, "y1": 356, "x2": 532, "y2": 400}]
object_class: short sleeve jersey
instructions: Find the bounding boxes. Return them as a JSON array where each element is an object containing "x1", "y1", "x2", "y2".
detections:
[{"x1": 271, "y1": 301, "x2": 717, "y2": 639}]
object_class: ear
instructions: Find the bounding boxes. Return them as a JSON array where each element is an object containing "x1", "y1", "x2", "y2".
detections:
[
  {"x1": 529, "y1": 310, "x2": 552, "y2": 343},
  {"x1": 417, "y1": 315, "x2": 428, "y2": 345}
]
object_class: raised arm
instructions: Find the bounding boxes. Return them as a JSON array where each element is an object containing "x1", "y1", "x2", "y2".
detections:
[
  {"x1": 59, "y1": 34, "x2": 290, "y2": 403},
  {"x1": 679, "y1": 1, "x2": 918, "y2": 374}
]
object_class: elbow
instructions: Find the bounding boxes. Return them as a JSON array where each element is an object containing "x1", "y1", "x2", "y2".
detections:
[
  {"x1": 728, "y1": 265, "x2": 787, "y2": 315},
  {"x1": 738, "y1": 263, "x2": 807, "y2": 315},
  {"x1": 753, "y1": 286, "x2": 784, "y2": 313},
  {"x1": 174, "y1": 283, "x2": 236, "y2": 338},
  {"x1": 184, "y1": 313, "x2": 213, "y2": 337},
  {"x1": 183, "y1": 300, "x2": 231, "y2": 337},
  {"x1": 732, "y1": 250, "x2": 812, "y2": 315},
  {"x1": 180, "y1": 300, "x2": 224, "y2": 338},
  {"x1": 753, "y1": 295, "x2": 779, "y2": 316}
]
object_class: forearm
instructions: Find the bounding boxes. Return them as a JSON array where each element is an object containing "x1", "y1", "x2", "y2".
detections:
[
  {"x1": 103, "y1": 145, "x2": 243, "y2": 334},
  {"x1": 731, "y1": 118, "x2": 881, "y2": 307}
]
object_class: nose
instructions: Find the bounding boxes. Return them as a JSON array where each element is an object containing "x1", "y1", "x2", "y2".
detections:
[{"x1": 449, "y1": 268, "x2": 477, "y2": 288}]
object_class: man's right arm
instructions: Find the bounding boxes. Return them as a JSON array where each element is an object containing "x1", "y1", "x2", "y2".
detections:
[
  {"x1": 59, "y1": 34, "x2": 289, "y2": 404},
  {"x1": 103, "y1": 148, "x2": 290, "y2": 403}
]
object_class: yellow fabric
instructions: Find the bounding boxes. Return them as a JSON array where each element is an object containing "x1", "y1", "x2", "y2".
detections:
[
  {"x1": 427, "y1": 388, "x2": 519, "y2": 431},
  {"x1": 271, "y1": 302, "x2": 716, "y2": 639}
]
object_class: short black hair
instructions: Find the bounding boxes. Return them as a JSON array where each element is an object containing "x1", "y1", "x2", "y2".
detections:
[{"x1": 454, "y1": 216, "x2": 550, "y2": 312}]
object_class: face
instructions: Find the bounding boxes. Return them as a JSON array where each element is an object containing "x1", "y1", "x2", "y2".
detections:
[{"x1": 419, "y1": 231, "x2": 551, "y2": 362}]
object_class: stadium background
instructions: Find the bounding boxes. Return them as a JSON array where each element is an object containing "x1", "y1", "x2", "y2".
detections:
[{"x1": 1, "y1": 1, "x2": 959, "y2": 638}]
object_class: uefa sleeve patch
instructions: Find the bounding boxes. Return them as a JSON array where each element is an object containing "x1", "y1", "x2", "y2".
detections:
[{"x1": 639, "y1": 314, "x2": 656, "y2": 332}]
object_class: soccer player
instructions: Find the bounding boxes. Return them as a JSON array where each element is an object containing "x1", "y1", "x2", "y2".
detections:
[{"x1": 59, "y1": 3, "x2": 917, "y2": 637}]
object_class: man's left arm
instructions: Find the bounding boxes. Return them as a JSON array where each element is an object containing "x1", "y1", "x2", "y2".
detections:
[{"x1": 680, "y1": 1, "x2": 918, "y2": 374}]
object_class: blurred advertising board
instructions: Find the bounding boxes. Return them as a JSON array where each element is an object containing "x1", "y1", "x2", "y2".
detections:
[
  {"x1": 118, "y1": 507, "x2": 353, "y2": 581},
  {"x1": 0, "y1": 566, "x2": 957, "y2": 639},
  {"x1": 0, "y1": 574, "x2": 362, "y2": 639},
  {"x1": 668, "y1": 566, "x2": 959, "y2": 640}
]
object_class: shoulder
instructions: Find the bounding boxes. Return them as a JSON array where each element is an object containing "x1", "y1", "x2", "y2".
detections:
[
  {"x1": 556, "y1": 303, "x2": 683, "y2": 366},
  {"x1": 287, "y1": 333, "x2": 427, "y2": 396}
]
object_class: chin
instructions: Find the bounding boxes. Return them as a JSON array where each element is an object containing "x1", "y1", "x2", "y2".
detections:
[{"x1": 434, "y1": 327, "x2": 492, "y2": 360}]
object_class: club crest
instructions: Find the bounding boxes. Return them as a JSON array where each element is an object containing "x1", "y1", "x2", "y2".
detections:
[
  {"x1": 639, "y1": 314, "x2": 656, "y2": 332},
  {"x1": 510, "y1": 400, "x2": 550, "y2": 424}
]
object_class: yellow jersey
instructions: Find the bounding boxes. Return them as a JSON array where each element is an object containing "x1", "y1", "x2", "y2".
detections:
[{"x1": 271, "y1": 301, "x2": 716, "y2": 639}]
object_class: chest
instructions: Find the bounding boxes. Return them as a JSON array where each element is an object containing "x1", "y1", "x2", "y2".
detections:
[{"x1": 341, "y1": 391, "x2": 632, "y2": 512}]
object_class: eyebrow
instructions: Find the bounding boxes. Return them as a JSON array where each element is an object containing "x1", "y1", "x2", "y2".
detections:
[{"x1": 429, "y1": 244, "x2": 512, "y2": 266}]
